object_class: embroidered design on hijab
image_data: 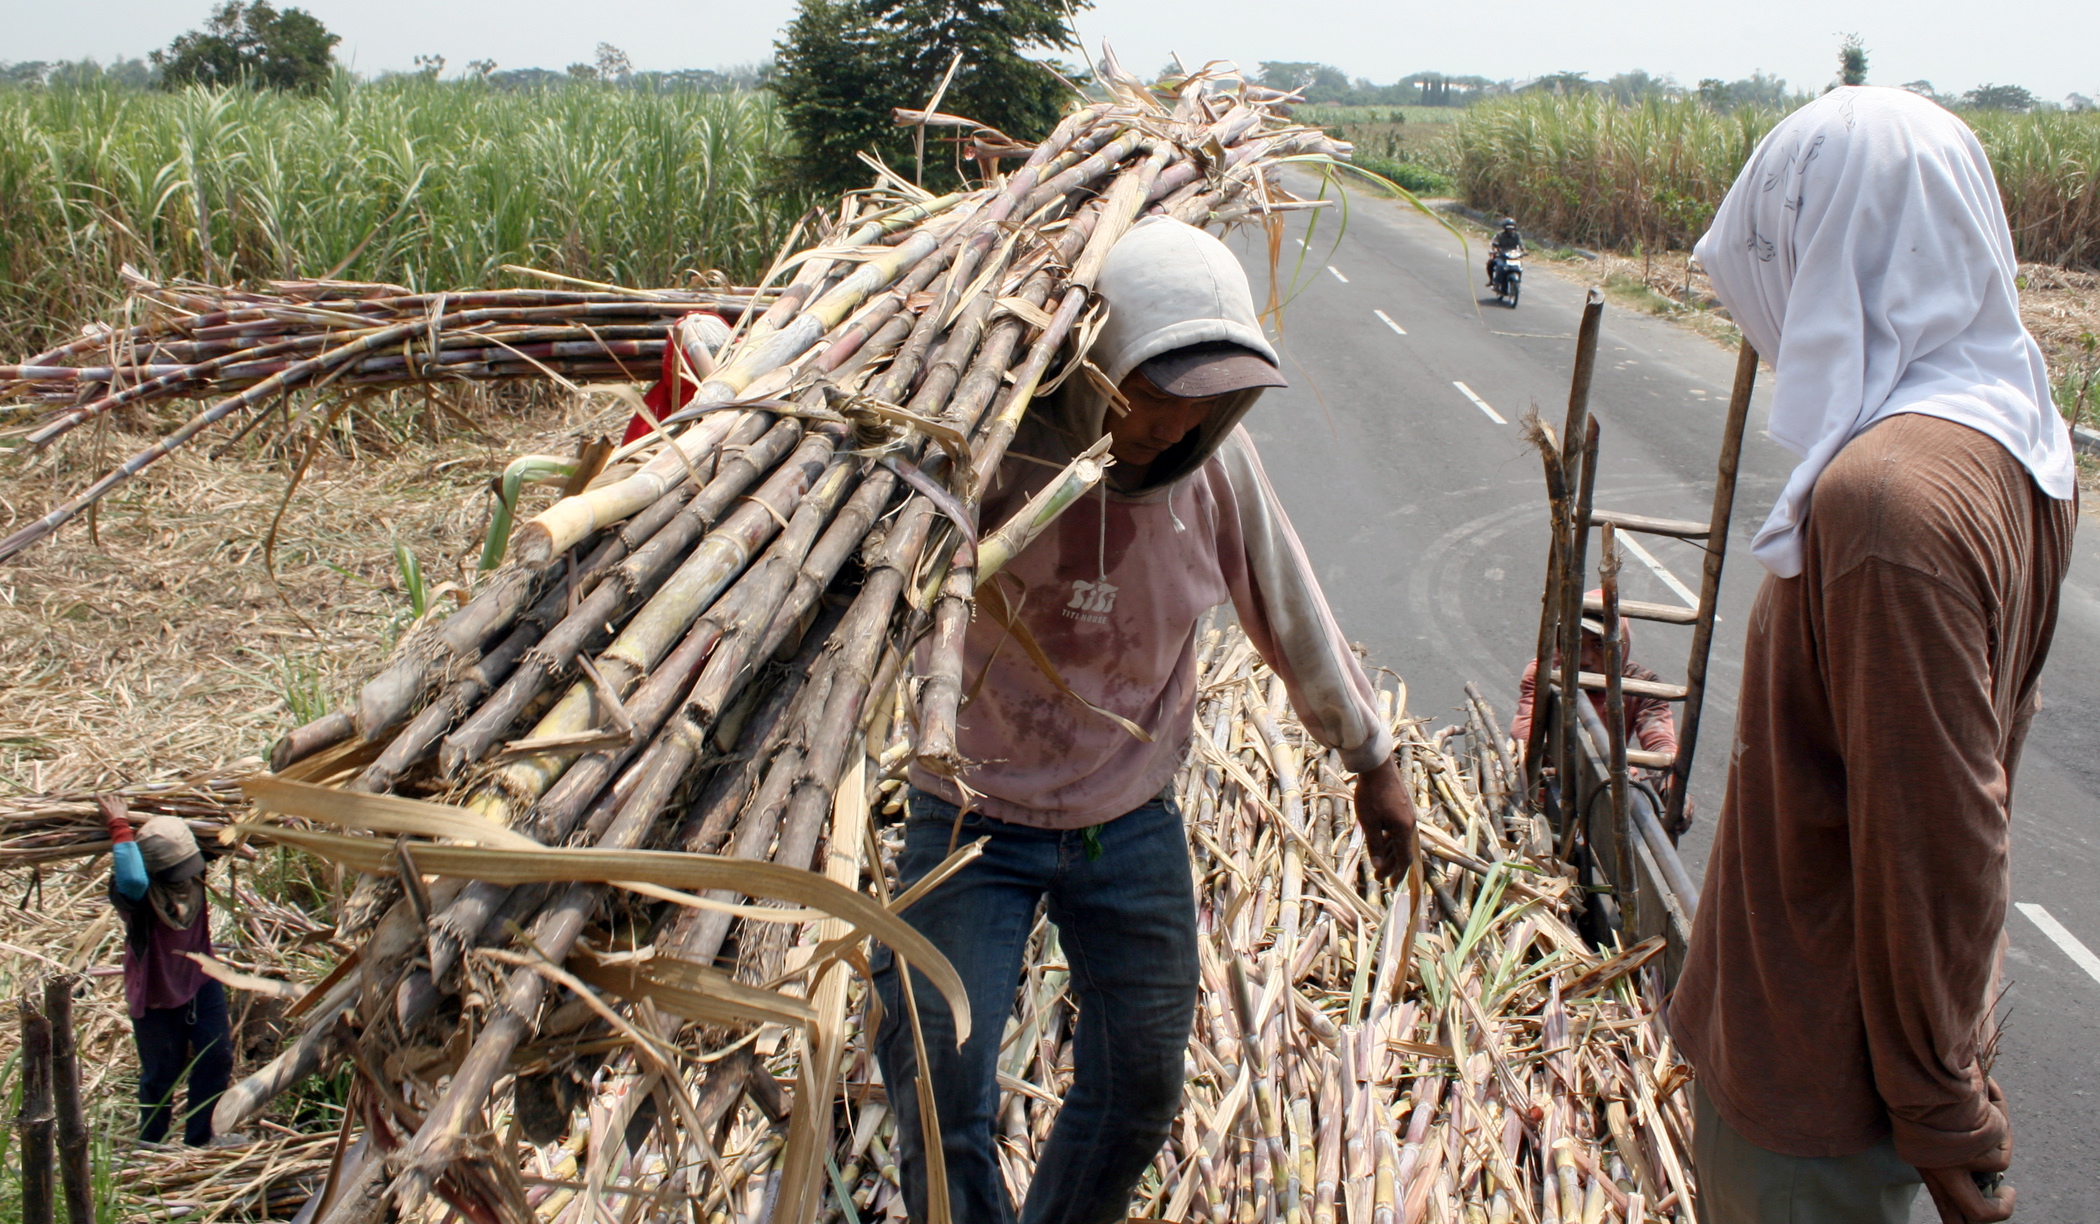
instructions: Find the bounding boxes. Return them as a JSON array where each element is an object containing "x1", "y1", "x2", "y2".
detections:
[{"x1": 1693, "y1": 86, "x2": 2076, "y2": 579}]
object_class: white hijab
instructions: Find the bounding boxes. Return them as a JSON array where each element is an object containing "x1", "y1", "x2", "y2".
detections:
[{"x1": 1694, "y1": 87, "x2": 2076, "y2": 579}]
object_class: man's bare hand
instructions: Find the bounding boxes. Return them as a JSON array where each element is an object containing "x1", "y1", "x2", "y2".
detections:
[
  {"x1": 1354, "y1": 759, "x2": 1417, "y2": 883},
  {"x1": 1920, "y1": 1078, "x2": 2015, "y2": 1223}
]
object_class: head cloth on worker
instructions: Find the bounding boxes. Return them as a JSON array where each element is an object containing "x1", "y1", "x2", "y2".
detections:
[
  {"x1": 1058, "y1": 217, "x2": 1283, "y2": 493},
  {"x1": 1692, "y1": 85, "x2": 2076, "y2": 579}
]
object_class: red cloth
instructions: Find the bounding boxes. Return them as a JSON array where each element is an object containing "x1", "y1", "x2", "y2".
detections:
[
  {"x1": 622, "y1": 312, "x2": 722, "y2": 445},
  {"x1": 1509, "y1": 654, "x2": 1677, "y2": 757}
]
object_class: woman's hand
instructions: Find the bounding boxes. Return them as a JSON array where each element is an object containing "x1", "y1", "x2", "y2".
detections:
[{"x1": 1353, "y1": 758, "x2": 1418, "y2": 883}]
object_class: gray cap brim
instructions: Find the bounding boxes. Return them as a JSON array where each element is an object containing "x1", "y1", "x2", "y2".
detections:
[
  {"x1": 1137, "y1": 342, "x2": 1287, "y2": 399},
  {"x1": 159, "y1": 851, "x2": 206, "y2": 885}
]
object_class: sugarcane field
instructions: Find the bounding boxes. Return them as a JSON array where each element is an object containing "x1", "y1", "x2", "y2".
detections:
[{"x1": 5, "y1": 6, "x2": 2100, "y2": 1224}]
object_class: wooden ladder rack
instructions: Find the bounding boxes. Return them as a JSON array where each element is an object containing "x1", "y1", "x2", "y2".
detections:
[{"x1": 1518, "y1": 287, "x2": 1758, "y2": 964}]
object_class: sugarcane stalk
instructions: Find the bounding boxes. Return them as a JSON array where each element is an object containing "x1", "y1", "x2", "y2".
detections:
[
  {"x1": 970, "y1": 435, "x2": 1115, "y2": 581},
  {"x1": 518, "y1": 212, "x2": 970, "y2": 564},
  {"x1": 437, "y1": 412, "x2": 795, "y2": 779},
  {"x1": 668, "y1": 494, "x2": 938, "y2": 970},
  {"x1": 41, "y1": 978, "x2": 88, "y2": 1224},
  {"x1": 17, "y1": 993, "x2": 55, "y2": 1224},
  {"x1": 351, "y1": 466, "x2": 699, "y2": 745},
  {"x1": 418, "y1": 458, "x2": 863, "y2": 989},
  {"x1": 272, "y1": 711, "x2": 356, "y2": 772}
]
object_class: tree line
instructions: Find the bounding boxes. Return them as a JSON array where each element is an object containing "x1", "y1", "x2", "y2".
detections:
[{"x1": 7, "y1": 2, "x2": 2088, "y2": 196}]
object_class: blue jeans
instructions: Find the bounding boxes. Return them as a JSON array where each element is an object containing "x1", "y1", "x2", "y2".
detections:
[{"x1": 872, "y1": 792, "x2": 1199, "y2": 1224}]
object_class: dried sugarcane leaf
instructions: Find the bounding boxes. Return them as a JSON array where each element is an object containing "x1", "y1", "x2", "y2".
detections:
[
  {"x1": 249, "y1": 823, "x2": 974, "y2": 1040},
  {"x1": 1561, "y1": 935, "x2": 1666, "y2": 1000},
  {"x1": 239, "y1": 776, "x2": 540, "y2": 848},
  {"x1": 180, "y1": 952, "x2": 307, "y2": 1000},
  {"x1": 566, "y1": 950, "x2": 816, "y2": 1030},
  {"x1": 993, "y1": 296, "x2": 1055, "y2": 331}
]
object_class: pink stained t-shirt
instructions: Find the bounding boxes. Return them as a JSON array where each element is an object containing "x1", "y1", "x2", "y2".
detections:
[{"x1": 910, "y1": 417, "x2": 1393, "y2": 828}]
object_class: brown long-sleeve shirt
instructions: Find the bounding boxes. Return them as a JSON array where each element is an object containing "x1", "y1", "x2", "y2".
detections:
[{"x1": 1671, "y1": 414, "x2": 2076, "y2": 1169}]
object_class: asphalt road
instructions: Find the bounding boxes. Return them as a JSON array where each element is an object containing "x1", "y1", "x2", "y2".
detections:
[{"x1": 1226, "y1": 180, "x2": 2100, "y2": 1215}]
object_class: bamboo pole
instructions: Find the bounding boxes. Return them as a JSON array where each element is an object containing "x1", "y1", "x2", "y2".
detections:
[
  {"x1": 1665, "y1": 341, "x2": 1758, "y2": 840},
  {"x1": 1599, "y1": 526, "x2": 1634, "y2": 937}
]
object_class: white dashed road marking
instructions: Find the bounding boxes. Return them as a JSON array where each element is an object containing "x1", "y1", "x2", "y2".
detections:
[
  {"x1": 1373, "y1": 310, "x2": 1407, "y2": 336},
  {"x1": 1452, "y1": 382, "x2": 1506, "y2": 425},
  {"x1": 1328, "y1": 265, "x2": 1349, "y2": 283},
  {"x1": 1617, "y1": 532, "x2": 1702, "y2": 609},
  {"x1": 2018, "y1": 903, "x2": 2100, "y2": 987}
]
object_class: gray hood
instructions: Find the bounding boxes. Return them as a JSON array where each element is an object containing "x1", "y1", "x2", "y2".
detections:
[{"x1": 1049, "y1": 216, "x2": 1279, "y2": 494}]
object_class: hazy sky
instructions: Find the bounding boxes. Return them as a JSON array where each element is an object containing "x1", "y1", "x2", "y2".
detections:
[{"x1": 5, "y1": 0, "x2": 2095, "y2": 102}]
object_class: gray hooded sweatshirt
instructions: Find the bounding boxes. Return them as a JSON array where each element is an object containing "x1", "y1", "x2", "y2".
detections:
[{"x1": 910, "y1": 217, "x2": 1395, "y2": 827}]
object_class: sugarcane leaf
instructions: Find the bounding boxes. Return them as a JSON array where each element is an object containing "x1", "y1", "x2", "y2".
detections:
[
  {"x1": 566, "y1": 948, "x2": 817, "y2": 1029},
  {"x1": 1561, "y1": 935, "x2": 1666, "y2": 1000},
  {"x1": 993, "y1": 296, "x2": 1054, "y2": 331},
  {"x1": 240, "y1": 775, "x2": 537, "y2": 847},
  {"x1": 247, "y1": 823, "x2": 975, "y2": 1041},
  {"x1": 180, "y1": 952, "x2": 305, "y2": 1000}
]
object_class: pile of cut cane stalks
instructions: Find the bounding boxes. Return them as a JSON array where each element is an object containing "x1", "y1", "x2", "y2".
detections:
[{"x1": 1142, "y1": 627, "x2": 1696, "y2": 1223}]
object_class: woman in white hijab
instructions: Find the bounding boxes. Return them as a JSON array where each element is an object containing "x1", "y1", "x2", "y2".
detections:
[{"x1": 1671, "y1": 87, "x2": 2077, "y2": 1224}]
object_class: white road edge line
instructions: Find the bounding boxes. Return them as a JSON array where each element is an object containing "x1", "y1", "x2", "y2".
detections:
[
  {"x1": 2017, "y1": 903, "x2": 2100, "y2": 987},
  {"x1": 1617, "y1": 532, "x2": 1702, "y2": 610},
  {"x1": 1328, "y1": 265, "x2": 1350, "y2": 283},
  {"x1": 1373, "y1": 309, "x2": 1407, "y2": 336},
  {"x1": 1452, "y1": 382, "x2": 1507, "y2": 425}
]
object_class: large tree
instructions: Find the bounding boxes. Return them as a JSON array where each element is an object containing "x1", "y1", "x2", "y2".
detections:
[
  {"x1": 153, "y1": 1, "x2": 339, "y2": 92},
  {"x1": 773, "y1": 0, "x2": 1087, "y2": 196}
]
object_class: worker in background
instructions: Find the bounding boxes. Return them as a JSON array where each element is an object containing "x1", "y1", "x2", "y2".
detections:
[
  {"x1": 1672, "y1": 87, "x2": 2076, "y2": 1224},
  {"x1": 872, "y1": 217, "x2": 1418, "y2": 1224},
  {"x1": 1508, "y1": 599, "x2": 1688, "y2": 831},
  {"x1": 104, "y1": 797, "x2": 236, "y2": 1147},
  {"x1": 1487, "y1": 217, "x2": 1524, "y2": 286}
]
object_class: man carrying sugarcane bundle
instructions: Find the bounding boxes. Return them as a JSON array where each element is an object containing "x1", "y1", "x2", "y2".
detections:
[
  {"x1": 1673, "y1": 88, "x2": 2077, "y2": 1224},
  {"x1": 872, "y1": 217, "x2": 1419, "y2": 1223}
]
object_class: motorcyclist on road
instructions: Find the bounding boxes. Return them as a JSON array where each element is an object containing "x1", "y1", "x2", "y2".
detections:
[{"x1": 1487, "y1": 218, "x2": 1524, "y2": 286}]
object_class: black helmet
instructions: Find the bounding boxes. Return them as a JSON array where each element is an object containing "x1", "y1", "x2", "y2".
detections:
[{"x1": 1501, "y1": 218, "x2": 1517, "y2": 230}]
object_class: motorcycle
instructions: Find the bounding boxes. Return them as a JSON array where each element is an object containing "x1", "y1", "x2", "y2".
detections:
[{"x1": 1490, "y1": 247, "x2": 1523, "y2": 307}]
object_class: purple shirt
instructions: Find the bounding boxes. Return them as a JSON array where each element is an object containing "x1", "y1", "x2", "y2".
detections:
[{"x1": 120, "y1": 895, "x2": 211, "y2": 1018}]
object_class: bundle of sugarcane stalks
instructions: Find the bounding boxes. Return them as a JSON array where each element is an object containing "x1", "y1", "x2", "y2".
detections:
[
  {"x1": 174, "y1": 57, "x2": 1402, "y2": 1224},
  {"x1": 0, "y1": 274, "x2": 775, "y2": 563},
  {"x1": 0, "y1": 767, "x2": 252, "y2": 867}
]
